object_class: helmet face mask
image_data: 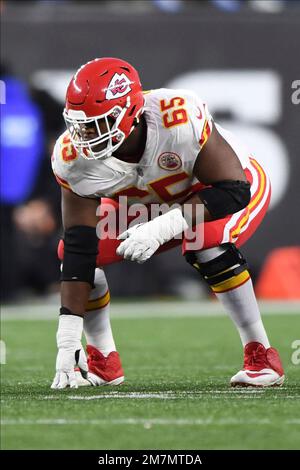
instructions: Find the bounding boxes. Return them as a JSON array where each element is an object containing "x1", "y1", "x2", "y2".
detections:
[
  {"x1": 63, "y1": 57, "x2": 144, "y2": 160},
  {"x1": 63, "y1": 105, "x2": 127, "y2": 160}
]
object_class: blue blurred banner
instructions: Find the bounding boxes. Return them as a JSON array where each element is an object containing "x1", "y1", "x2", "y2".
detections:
[{"x1": 1, "y1": 78, "x2": 44, "y2": 204}]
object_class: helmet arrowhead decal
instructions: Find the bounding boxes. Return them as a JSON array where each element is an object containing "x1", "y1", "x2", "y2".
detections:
[{"x1": 105, "y1": 73, "x2": 132, "y2": 100}]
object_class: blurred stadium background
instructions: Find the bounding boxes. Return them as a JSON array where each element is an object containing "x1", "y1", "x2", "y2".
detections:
[{"x1": 1, "y1": 0, "x2": 300, "y2": 303}]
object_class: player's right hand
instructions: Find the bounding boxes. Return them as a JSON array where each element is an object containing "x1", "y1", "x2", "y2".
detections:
[
  {"x1": 51, "y1": 313, "x2": 88, "y2": 390},
  {"x1": 51, "y1": 346, "x2": 88, "y2": 389}
]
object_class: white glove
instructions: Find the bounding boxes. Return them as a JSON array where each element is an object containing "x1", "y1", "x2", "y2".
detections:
[
  {"x1": 51, "y1": 314, "x2": 88, "y2": 389},
  {"x1": 116, "y1": 208, "x2": 188, "y2": 263}
]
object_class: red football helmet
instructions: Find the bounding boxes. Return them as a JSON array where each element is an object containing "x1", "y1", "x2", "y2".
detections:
[{"x1": 63, "y1": 57, "x2": 144, "y2": 159}]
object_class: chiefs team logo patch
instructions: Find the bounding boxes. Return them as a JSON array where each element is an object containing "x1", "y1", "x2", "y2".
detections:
[
  {"x1": 158, "y1": 152, "x2": 182, "y2": 171},
  {"x1": 105, "y1": 73, "x2": 132, "y2": 100}
]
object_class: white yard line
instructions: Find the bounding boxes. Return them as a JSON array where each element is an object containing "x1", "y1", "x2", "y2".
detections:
[
  {"x1": 67, "y1": 390, "x2": 268, "y2": 399},
  {"x1": 67, "y1": 392, "x2": 298, "y2": 400},
  {"x1": 2, "y1": 389, "x2": 285, "y2": 403},
  {"x1": 1, "y1": 300, "x2": 300, "y2": 320},
  {"x1": 69, "y1": 393, "x2": 179, "y2": 400},
  {"x1": 1, "y1": 418, "x2": 299, "y2": 426}
]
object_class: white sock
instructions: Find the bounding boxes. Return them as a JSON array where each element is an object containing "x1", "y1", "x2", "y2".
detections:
[
  {"x1": 215, "y1": 279, "x2": 270, "y2": 348},
  {"x1": 84, "y1": 268, "x2": 116, "y2": 357},
  {"x1": 198, "y1": 247, "x2": 271, "y2": 349}
]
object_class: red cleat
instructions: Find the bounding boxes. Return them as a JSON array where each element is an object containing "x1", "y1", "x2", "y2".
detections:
[
  {"x1": 230, "y1": 342, "x2": 285, "y2": 387},
  {"x1": 75, "y1": 345, "x2": 124, "y2": 386}
]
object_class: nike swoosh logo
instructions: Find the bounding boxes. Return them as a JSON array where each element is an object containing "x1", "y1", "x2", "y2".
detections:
[
  {"x1": 245, "y1": 372, "x2": 272, "y2": 378},
  {"x1": 196, "y1": 107, "x2": 202, "y2": 120}
]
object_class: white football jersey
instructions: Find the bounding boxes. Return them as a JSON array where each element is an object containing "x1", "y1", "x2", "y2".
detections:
[{"x1": 52, "y1": 88, "x2": 250, "y2": 206}]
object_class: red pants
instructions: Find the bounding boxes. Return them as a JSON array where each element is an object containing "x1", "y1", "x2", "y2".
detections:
[{"x1": 58, "y1": 158, "x2": 270, "y2": 266}]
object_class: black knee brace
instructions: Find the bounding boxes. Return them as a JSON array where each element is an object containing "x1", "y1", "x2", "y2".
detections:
[{"x1": 185, "y1": 243, "x2": 248, "y2": 286}]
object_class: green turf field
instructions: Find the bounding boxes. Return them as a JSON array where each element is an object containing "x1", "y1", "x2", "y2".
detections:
[{"x1": 1, "y1": 304, "x2": 300, "y2": 450}]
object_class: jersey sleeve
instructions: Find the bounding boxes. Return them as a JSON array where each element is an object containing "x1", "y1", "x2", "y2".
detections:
[
  {"x1": 185, "y1": 90, "x2": 213, "y2": 152},
  {"x1": 51, "y1": 132, "x2": 76, "y2": 192}
]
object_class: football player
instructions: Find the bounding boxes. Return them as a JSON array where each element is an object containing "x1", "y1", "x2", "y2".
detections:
[{"x1": 51, "y1": 57, "x2": 284, "y2": 389}]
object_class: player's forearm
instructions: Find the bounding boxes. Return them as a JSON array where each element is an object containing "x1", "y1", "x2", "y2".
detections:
[
  {"x1": 184, "y1": 180, "x2": 251, "y2": 224},
  {"x1": 59, "y1": 224, "x2": 98, "y2": 315},
  {"x1": 61, "y1": 281, "x2": 91, "y2": 316},
  {"x1": 181, "y1": 193, "x2": 213, "y2": 226}
]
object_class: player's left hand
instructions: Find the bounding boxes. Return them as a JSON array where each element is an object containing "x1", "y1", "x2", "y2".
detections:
[
  {"x1": 117, "y1": 223, "x2": 160, "y2": 263},
  {"x1": 116, "y1": 208, "x2": 188, "y2": 264}
]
